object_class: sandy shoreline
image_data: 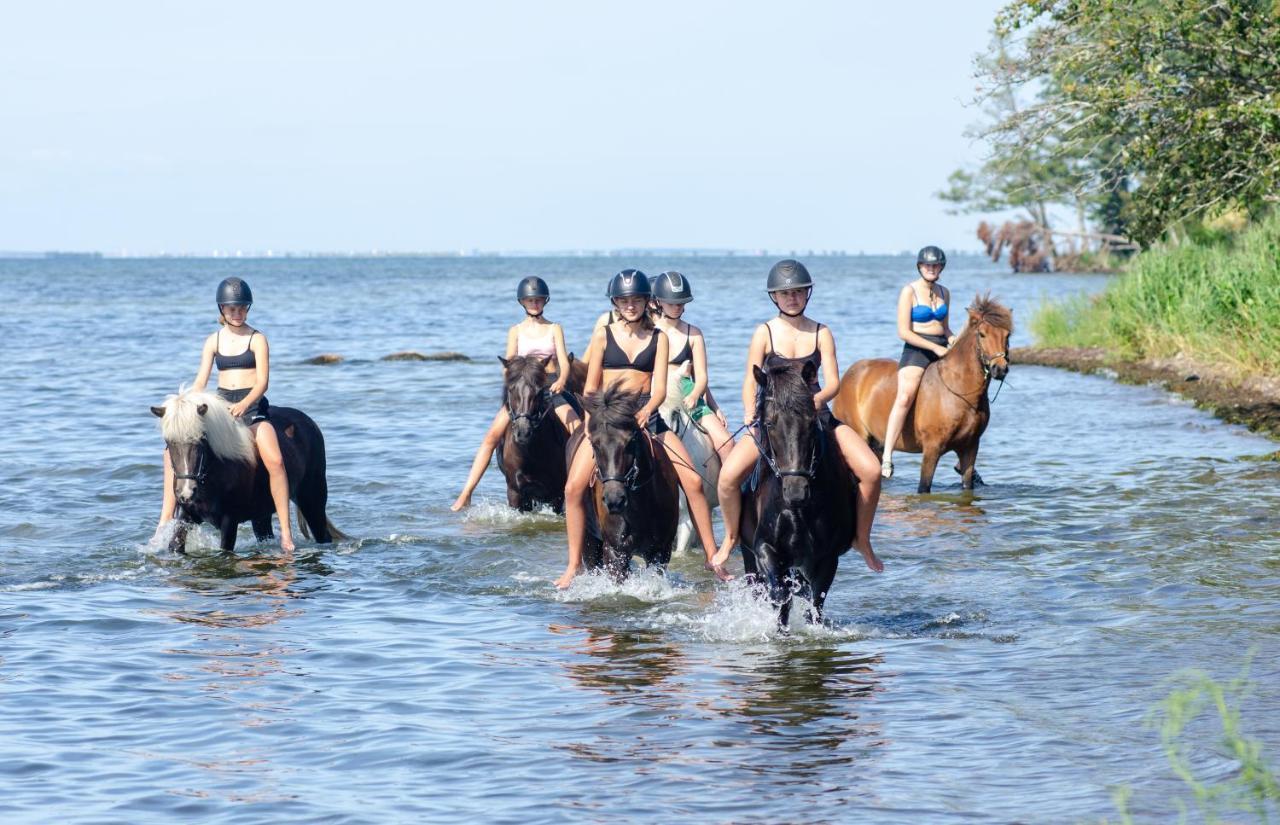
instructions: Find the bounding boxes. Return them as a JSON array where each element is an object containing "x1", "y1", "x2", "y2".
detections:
[{"x1": 1011, "y1": 346, "x2": 1280, "y2": 443}]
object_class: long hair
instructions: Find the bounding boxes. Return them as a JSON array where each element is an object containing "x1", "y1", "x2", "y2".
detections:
[{"x1": 156, "y1": 387, "x2": 256, "y2": 464}]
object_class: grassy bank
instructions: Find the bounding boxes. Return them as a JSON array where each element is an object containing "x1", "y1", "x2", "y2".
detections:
[{"x1": 1033, "y1": 212, "x2": 1280, "y2": 377}]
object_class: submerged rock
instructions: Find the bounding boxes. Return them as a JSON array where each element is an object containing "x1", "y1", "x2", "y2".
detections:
[
  {"x1": 381, "y1": 350, "x2": 471, "y2": 362},
  {"x1": 303, "y1": 353, "x2": 345, "y2": 365}
]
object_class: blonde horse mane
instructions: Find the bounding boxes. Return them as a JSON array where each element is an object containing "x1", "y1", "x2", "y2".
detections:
[{"x1": 157, "y1": 387, "x2": 256, "y2": 464}]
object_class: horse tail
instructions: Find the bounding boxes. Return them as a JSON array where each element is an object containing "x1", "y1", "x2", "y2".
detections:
[{"x1": 297, "y1": 512, "x2": 349, "y2": 542}]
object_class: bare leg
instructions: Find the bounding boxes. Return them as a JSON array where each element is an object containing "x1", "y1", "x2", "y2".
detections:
[
  {"x1": 553, "y1": 404, "x2": 581, "y2": 436},
  {"x1": 155, "y1": 448, "x2": 176, "y2": 538},
  {"x1": 252, "y1": 422, "x2": 294, "y2": 552},
  {"x1": 661, "y1": 432, "x2": 731, "y2": 581},
  {"x1": 558, "y1": 438, "x2": 596, "y2": 589},
  {"x1": 881, "y1": 366, "x2": 924, "y2": 478},
  {"x1": 700, "y1": 415, "x2": 736, "y2": 465},
  {"x1": 452, "y1": 407, "x2": 509, "y2": 511},
  {"x1": 834, "y1": 424, "x2": 884, "y2": 573},
  {"x1": 712, "y1": 434, "x2": 761, "y2": 566}
]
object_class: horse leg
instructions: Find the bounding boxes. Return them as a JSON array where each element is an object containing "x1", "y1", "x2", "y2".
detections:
[
  {"x1": 755, "y1": 541, "x2": 791, "y2": 631},
  {"x1": 252, "y1": 512, "x2": 273, "y2": 541},
  {"x1": 917, "y1": 448, "x2": 941, "y2": 494},
  {"x1": 168, "y1": 518, "x2": 190, "y2": 555},
  {"x1": 956, "y1": 442, "x2": 982, "y2": 490},
  {"x1": 219, "y1": 515, "x2": 239, "y2": 554},
  {"x1": 807, "y1": 557, "x2": 838, "y2": 625}
]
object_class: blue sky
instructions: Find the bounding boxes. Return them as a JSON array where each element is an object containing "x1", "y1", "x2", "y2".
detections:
[{"x1": 1, "y1": 1, "x2": 1009, "y2": 255}]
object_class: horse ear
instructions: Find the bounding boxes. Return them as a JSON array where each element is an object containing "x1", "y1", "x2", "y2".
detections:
[
  {"x1": 498, "y1": 356, "x2": 509, "y2": 367},
  {"x1": 196, "y1": 404, "x2": 208, "y2": 416},
  {"x1": 753, "y1": 365, "x2": 768, "y2": 387},
  {"x1": 539, "y1": 354, "x2": 553, "y2": 368},
  {"x1": 150, "y1": 405, "x2": 165, "y2": 418},
  {"x1": 801, "y1": 359, "x2": 817, "y2": 385},
  {"x1": 567, "y1": 352, "x2": 577, "y2": 364}
]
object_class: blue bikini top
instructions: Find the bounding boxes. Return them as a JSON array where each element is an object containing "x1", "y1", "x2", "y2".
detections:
[{"x1": 910, "y1": 288, "x2": 948, "y2": 324}]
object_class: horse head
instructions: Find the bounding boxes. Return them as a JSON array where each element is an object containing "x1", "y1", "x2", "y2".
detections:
[
  {"x1": 583, "y1": 382, "x2": 644, "y2": 515},
  {"x1": 753, "y1": 360, "x2": 820, "y2": 506},
  {"x1": 967, "y1": 293, "x2": 1013, "y2": 381},
  {"x1": 500, "y1": 354, "x2": 552, "y2": 446},
  {"x1": 152, "y1": 389, "x2": 255, "y2": 505}
]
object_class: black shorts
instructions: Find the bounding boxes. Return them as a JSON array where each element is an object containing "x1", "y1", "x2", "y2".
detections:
[
  {"x1": 545, "y1": 389, "x2": 583, "y2": 417},
  {"x1": 217, "y1": 387, "x2": 270, "y2": 423},
  {"x1": 635, "y1": 394, "x2": 669, "y2": 436},
  {"x1": 899, "y1": 333, "x2": 948, "y2": 370}
]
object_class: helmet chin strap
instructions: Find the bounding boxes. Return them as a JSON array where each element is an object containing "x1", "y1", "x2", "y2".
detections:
[{"x1": 771, "y1": 290, "x2": 810, "y2": 318}]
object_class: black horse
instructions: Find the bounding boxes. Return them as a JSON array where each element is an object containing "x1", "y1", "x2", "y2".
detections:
[
  {"x1": 152, "y1": 389, "x2": 338, "y2": 553},
  {"x1": 574, "y1": 383, "x2": 680, "y2": 581},
  {"x1": 496, "y1": 354, "x2": 571, "y2": 512},
  {"x1": 738, "y1": 361, "x2": 856, "y2": 627}
]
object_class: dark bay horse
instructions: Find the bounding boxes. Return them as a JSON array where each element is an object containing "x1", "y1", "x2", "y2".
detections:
[
  {"x1": 152, "y1": 389, "x2": 338, "y2": 553},
  {"x1": 833, "y1": 294, "x2": 1012, "y2": 493},
  {"x1": 739, "y1": 361, "x2": 856, "y2": 628},
  {"x1": 496, "y1": 354, "x2": 571, "y2": 512},
  {"x1": 574, "y1": 383, "x2": 680, "y2": 581}
]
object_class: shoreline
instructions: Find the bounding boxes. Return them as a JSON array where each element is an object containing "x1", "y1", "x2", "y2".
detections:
[{"x1": 1011, "y1": 346, "x2": 1280, "y2": 443}]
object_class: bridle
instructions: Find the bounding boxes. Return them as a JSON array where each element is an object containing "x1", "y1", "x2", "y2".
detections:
[
  {"x1": 506, "y1": 384, "x2": 551, "y2": 431},
  {"x1": 595, "y1": 428, "x2": 654, "y2": 491},
  {"x1": 937, "y1": 323, "x2": 1010, "y2": 408},
  {"x1": 170, "y1": 439, "x2": 210, "y2": 485},
  {"x1": 751, "y1": 395, "x2": 822, "y2": 481}
]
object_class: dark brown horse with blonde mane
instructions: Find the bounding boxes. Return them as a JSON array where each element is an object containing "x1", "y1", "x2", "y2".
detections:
[{"x1": 832, "y1": 294, "x2": 1012, "y2": 493}]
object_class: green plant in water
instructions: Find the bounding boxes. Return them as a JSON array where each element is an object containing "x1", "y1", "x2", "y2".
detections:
[{"x1": 1110, "y1": 668, "x2": 1280, "y2": 823}]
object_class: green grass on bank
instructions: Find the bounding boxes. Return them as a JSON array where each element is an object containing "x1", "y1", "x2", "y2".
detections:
[{"x1": 1033, "y1": 211, "x2": 1280, "y2": 376}]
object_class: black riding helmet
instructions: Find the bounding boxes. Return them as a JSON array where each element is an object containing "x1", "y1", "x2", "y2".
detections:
[
  {"x1": 516, "y1": 275, "x2": 550, "y2": 301},
  {"x1": 606, "y1": 268, "x2": 651, "y2": 299},
  {"x1": 652, "y1": 270, "x2": 693, "y2": 305},
  {"x1": 216, "y1": 277, "x2": 253, "y2": 308},
  {"x1": 917, "y1": 246, "x2": 946, "y2": 272},
  {"x1": 765, "y1": 259, "x2": 813, "y2": 293}
]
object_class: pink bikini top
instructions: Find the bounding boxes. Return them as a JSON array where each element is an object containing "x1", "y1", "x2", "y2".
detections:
[{"x1": 517, "y1": 329, "x2": 555, "y2": 359}]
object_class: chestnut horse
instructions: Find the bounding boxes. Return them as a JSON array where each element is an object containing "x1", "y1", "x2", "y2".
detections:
[
  {"x1": 573, "y1": 384, "x2": 680, "y2": 581},
  {"x1": 832, "y1": 294, "x2": 1012, "y2": 493}
]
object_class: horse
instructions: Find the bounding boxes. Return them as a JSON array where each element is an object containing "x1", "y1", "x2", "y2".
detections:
[
  {"x1": 659, "y1": 371, "x2": 720, "y2": 556},
  {"x1": 832, "y1": 293, "x2": 1012, "y2": 493},
  {"x1": 495, "y1": 354, "x2": 571, "y2": 512},
  {"x1": 151, "y1": 389, "x2": 338, "y2": 553},
  {"x1": 738, "y1": 361, "x2": 856, "y2": 628},
  {"x1": 573, "y1": 383, "x2": 681, "y2": 581}
]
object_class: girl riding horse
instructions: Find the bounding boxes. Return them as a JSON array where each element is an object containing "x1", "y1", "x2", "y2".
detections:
[
  {"x1": 452, "y1": 276, "x2": 582, "y2": 511},
  {"x1": 650, "y1": 270, "x2": 736, "y2": 466},
  {"x1": 710, "y1": 260, "x2": 884, "y2": 574},
  {"x1": 154, "y1": 277, "x2": 294, "y2": 551},
  {"x1": 557, "y1": 269, "x2": 729, "y2": 588},
  {"x1": 880, "y1": 245, "x2": 954, "y2": 479}
]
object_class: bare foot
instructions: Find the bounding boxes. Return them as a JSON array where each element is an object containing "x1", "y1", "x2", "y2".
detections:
[
  {"x1": 554, "y1": 565, "x2": 581, "y2": 589},
  {"x1": 704, "y1": 561, "x2": 734, "y2": 582},
  {"x1": 853, "y1": 541, "x2": 884, "y2": 573},
  {"x1": 280, "y1": 534, "x2": 296, "y2": 553},
  {"x1": 450, "y1": 492, "x2": 472, "y2": 512},
  {"x1": 880, "y1": 459, "x2": 894, "y2": 479},
  {"x1": 711, "y1": 537, "x2": 735, "y2": 567}
]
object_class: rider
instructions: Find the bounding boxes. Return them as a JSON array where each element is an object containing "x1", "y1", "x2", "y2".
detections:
[
  {"x1": 709, "y1": 260, "x2": 884, "y2": 573},
  {"x1": 155, "y1": 277, "x2": 294, "y2": 551},
  {"x1": 557, "y1": 269, "x2": 730, "y2": 588},
  {"x1": 452, "y1": 276, "x2": 582, "y2": 511},
  {"x1": 650, "y1": 270, "x2": 736, "y2": 465},
  {"x1": 880, "y1": 246, "x2": 954, "y2": 479}
]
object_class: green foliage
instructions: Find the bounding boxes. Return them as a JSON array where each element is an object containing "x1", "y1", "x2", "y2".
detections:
[
  {"x1": 1032, "y1": 210, "x2": 1280, "y2": 375},
  {"x1": 993, "y1": 0, "x2": 1280, "y2": 245}
]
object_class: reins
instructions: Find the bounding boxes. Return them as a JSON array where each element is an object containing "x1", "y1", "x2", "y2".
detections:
[{"x1": 934, "y1": 327, "x2": 1008, "y2": 412}]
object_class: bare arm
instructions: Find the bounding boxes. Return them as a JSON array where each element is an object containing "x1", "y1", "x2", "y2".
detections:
[
  {"x1": 688, "y1": 326, "x2": 709, "y2": 407},
  {"x1": 740, "y1": 325, "x2": 768, "y2": 425},
  {"x1": 192, "y1": 334, "x2": 216, "y2": 391},
  {"x1": 584, "y1": 327, "x2": 606, "y2": 395},
  {"x1": 550, "y1": 324, "x2": 570, "y2": 393},
  {"x1": 942, "y1": 287, "x2": 955, "y2": 342},
  {"x1": 642, "y1": 332, "x2": 669, "y2": 422},
  {"x1": 504, "y1": 325, "x2": 519, "y2": 360},
  {"x1": 814, "y1": 326, "x2": 840, "y2": 406}
]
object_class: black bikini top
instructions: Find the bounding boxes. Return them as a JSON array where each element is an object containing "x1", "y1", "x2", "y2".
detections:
[
  {"x1": 601, "y1": 325, "x2": 659, "y2": 373},
  {"x1": 667, "y1": 323, "x2": 692, "y2": 367},
  {"x1": 763, "y1": 322, "x2": 822, "y2": 391},
  {"x1": 215, "y1": 330, "x2": 257, "y2": 371}
]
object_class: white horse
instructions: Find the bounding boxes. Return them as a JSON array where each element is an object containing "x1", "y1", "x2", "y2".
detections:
[{"x1": 658, "y1": 367, "x2": 721, "y2": 557}]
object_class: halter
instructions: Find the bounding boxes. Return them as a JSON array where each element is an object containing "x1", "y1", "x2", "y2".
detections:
[{"x1": 170, "y1": 439, "x2": 210, "y2": 485}]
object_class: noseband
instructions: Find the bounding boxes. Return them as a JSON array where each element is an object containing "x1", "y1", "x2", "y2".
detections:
[
  {"x1": 977, "y1": 330, "x2": 1009, "y2": 380},
  {"x1": 752, "y1": 397, "x2": 822, "y2": 481},
  {"x1": 506, "y1": 386, "x2": 551, "y2": 430}
]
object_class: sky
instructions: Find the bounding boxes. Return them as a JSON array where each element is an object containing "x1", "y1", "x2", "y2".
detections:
[{"x1": 1, "y1": 1, "x2": 1011, "y2": 255}]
